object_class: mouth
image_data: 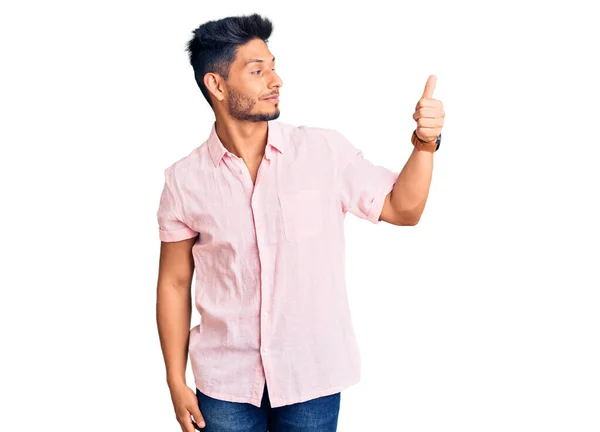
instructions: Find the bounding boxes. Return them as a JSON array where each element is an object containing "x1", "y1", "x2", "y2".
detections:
[{"x1": 263, "y1": 95, "x2": 279, "y2": 102}]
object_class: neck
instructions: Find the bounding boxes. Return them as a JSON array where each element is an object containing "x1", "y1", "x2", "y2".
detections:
[{"x1": 214, "y1": 117, "x2": 268, "y2": 161}]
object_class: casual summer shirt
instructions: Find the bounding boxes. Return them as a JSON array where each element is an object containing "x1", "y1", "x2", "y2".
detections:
[{"x1": 157, "y1": 120, "x2": 399, "y2": 408}]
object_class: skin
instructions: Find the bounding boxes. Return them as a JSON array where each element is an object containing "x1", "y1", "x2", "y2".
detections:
[
  {"x1": 380, "y1": 75, "x2": 445, "y2": 225},
  {"x1": 157, "y1": 41, "x2": 445, "y2": 432}
]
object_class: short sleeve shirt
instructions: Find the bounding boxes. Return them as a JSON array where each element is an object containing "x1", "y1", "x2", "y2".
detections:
[{"x1": 156, "y1": 120, "x2": 399, "y2": 408}]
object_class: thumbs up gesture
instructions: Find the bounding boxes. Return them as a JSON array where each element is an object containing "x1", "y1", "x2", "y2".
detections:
[{"x1": 412, "y1": 75, "x2": 445, "y2": 143}]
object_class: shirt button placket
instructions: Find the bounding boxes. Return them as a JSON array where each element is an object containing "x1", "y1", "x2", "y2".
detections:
[{"x1": 251, "y1": 161, "x2": 270, "y2": 361}]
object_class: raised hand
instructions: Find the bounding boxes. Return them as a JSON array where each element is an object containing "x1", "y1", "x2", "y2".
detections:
[{"x1": 412, "y1": 75, "x2": 445, "y2": 143}]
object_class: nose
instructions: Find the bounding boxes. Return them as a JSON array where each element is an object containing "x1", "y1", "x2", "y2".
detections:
[{"x1": 270, "y1": 70, "x2": 283, "y2": 89}]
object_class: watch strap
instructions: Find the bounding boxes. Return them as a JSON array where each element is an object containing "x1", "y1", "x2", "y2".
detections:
[{"x1": 412, "y1": 129, "x2": 441, "y2": 152}]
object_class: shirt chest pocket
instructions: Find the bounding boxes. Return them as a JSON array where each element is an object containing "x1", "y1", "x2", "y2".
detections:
[{"x1": 279, "y1": 189, "x2": 324, "y2": 242}]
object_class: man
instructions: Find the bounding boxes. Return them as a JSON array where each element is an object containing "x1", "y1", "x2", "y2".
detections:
[{"x1": 156, "y1": 13, "x2": 445, "y2": 432}]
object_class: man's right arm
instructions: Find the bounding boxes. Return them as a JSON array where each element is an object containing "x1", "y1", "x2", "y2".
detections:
[{"x1": 156, "y1": 236, "x2": 198, "y2": 390}]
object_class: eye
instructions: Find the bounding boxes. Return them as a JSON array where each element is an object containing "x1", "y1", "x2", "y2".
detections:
[{"x1": 252, "y1": 68, "x2": 276, "y2": 75}]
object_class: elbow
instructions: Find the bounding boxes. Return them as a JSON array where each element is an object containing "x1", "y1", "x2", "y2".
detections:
[
  {"x1": 402, "y1": 217, "x2": 420, "y2": 226},
  {"x1": 397, "y1": 208, "x2": 423, "y2": 226},
  {"x1": 392, "y1": 210, "x2": 421, "y2": 226}
]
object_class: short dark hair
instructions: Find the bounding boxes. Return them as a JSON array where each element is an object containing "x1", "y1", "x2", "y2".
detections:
[{"x1": 185, "y1": 13, "x2": 274, "y2": 109}]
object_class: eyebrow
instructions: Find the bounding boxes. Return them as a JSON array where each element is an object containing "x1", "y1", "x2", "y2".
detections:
[{"x1": 246, "y1": 56, "x2": 275, "y2": 66}]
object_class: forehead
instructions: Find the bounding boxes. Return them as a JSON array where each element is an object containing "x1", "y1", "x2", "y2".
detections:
[{"x1": 235, "y1": 39, "x2": 275, "y2": 66}]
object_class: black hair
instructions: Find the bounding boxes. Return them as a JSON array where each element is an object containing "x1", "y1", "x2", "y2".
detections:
[{"x1": 185, "y1": 13, "x2": 274, "y2": 109}]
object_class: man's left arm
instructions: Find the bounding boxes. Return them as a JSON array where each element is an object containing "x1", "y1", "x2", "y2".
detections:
[{"x1": 380, "y1": 75, "x2": 445, "y2": 226}]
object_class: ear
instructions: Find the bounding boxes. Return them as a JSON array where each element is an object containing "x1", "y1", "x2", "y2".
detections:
[{"x1": 204, "y1": 72, "x2": 225, "y2": 102}]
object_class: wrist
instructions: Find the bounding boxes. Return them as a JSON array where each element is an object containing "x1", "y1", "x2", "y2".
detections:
[
  {"x1": 411, "y1": 129, "x2": 440, "y2": 153},
  {"x1": 167, "y1": 375, "x2": 187, "y2": 390}
]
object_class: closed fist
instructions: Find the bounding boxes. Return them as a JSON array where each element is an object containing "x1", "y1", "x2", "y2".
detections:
[{"x1": 412, "y1": 75, "x2": 445, "y2": 143}]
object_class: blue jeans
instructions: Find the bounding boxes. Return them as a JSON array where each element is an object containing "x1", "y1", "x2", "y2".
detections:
[{"x1": 195, "y1": 383, "x2": 341, "y2": 431}]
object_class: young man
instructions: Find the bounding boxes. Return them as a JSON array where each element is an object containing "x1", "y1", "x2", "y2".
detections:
[{"x1": 156, "y1": 13, "x2": 444, "y2": 432}]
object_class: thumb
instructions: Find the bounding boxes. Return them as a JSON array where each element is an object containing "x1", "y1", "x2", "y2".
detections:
[
  {"x1": 421, "y1": 74, "x2": 437, "y2": 99},
  {"x1": 190, "y1": 405, "x2": 205, "y2": 429}
]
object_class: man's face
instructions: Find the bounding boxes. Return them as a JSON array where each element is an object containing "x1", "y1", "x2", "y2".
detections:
[{"x1": 219, "y1": 38, "x2": 283, "y2": 122}]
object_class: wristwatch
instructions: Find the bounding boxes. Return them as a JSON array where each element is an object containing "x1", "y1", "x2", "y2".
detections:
[{"x1": 411, "y1": 129, "x2": 441, "y2": 152}]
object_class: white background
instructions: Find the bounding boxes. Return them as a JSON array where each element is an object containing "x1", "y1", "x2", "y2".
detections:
[{"x1": 1, "y1": 0, "x2": 599, "y2": 431}]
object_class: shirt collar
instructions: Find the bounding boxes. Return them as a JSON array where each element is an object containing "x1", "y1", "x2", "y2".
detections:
[{"x1": 208, "y1": 120, "x2": 285, "y2": 167}]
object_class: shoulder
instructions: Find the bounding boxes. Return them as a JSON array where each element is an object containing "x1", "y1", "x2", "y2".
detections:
[
  {"x1": 162, "y1": 142, "x2": 209, "y2": 187},
  {"x1": 275, "y1": 121, "x2": 351, "y2": 153},
  {"x1": 296, "y1": 123, "x2": 340, "y2": 142},
  {"x1": 299, "y1": 124, "x2": 360, "y2": 163}
]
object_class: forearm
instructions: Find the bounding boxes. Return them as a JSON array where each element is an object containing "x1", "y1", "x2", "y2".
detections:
[
  {"x1": 390, "y1": 146, "x2": 434, "y2": 222},
  {"x1": 156, "y1": 283, "x2": 192, "y2": 388}
]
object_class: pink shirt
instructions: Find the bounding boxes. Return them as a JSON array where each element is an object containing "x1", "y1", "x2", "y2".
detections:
[{"x1": 157, "y1": 120, "x2": 399, "y2": 408}]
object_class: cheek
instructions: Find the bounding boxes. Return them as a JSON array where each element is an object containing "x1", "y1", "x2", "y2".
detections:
[{"x1": 238, "y1": 83, "x2": 260, "y2": 102}]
